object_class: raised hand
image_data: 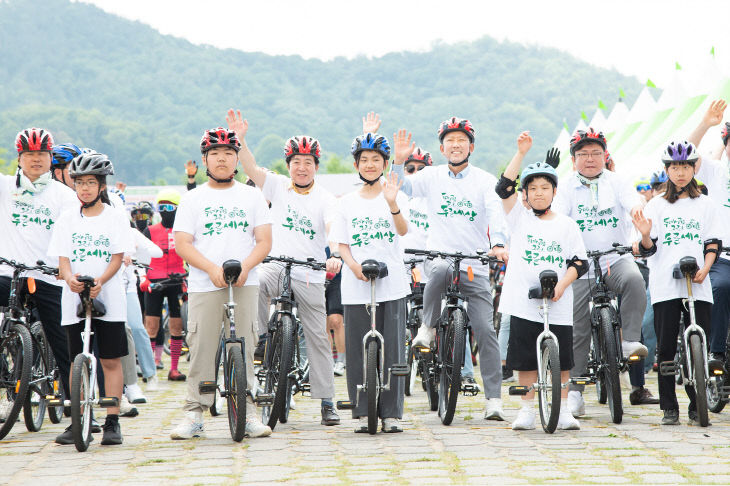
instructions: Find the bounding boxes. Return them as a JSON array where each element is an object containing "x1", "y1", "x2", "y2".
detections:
[
  {"x1": 545, "y1": 147, "x2": 560, "y2": 169},
  {"x1": 115, "y1": 181, "x2": 127, "y2": 192},
  {"x1": 362, "y1": 112, "x2": 381, "y2": 134},
  {"x1": 702, "y1": 99, "x2": 727, "y2": 127},
  {"x1": 517, "y1": 131, "x2": 532, "y2": 155},
  {"x1": 226, "y1": 109, "x2": 249, "y2": 139},
  {"x1": 632, "y1": 211, "x2": 652, "y2": 237},
  {"x1": 392, "y1": 129, "x2": 415, "y2": 165},
  {"x1": 184, "y1": 160, "x2": 198, "y2": 177},
  {"x1": 382, "y1": 171, "x2": 403, "y2": 204}
]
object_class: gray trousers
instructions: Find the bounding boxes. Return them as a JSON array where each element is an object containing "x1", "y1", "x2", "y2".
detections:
[
  {"x1": 344, "y1": 298, "x2": 406, "y2": 419},
  {"x1": 121, "y1": 325, "x2": 136, "y2": 386},
  {"x1": 257, "y1": 262, "x2": 335, "y2": 400},
  {"x1": 423, "y1": 260, "x2": 501, "y2": 399},
  {"x1": 570, "y1": 257, "x2": 647, "y2": 391}
]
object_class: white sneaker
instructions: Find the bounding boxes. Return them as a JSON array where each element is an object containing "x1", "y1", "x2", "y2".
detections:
[
  {"x1": 170, "y1": 411, "x2": 204, "y2": 439},
  {"x1": 567, "y1": 390, "x2": 585, "y2": 417},
  {"x1": 354, "y1": 416, "x2": 369, "y2": 433},
  {"x1": 622, "y1": 340, "x2": 648, "y2": 359},
  {"x1": 557, "y1": 410, "x2": 580, "y2": 430},
  {"x1": 512, "y1": 406, "x2": 536, "y2": 430},
  {"x1": 412, "y1": 324, "x2": 435, "y2": 348},
  {"x1": 333, "y1": 361, "x2": 346, "y2": 376},
  {"x1": 245, "y1": 417, "x2": 272, "y2": 438},
  {"x1": 145, "y1": 375, "x2": 159, "y2": 392},
  {"x1": 289, "y1": 393, "x2": 296, "y2": 410},
  {"x1": 125, "y1": 383, "x2": 147, "y2": 404},
  {"x1": 483, "y1": 398, "x2": 506, "y2": 421},
  {"x1": 0, "y1": 400, "x2": 12, "y2": 420},
  {"x1": 119, "y1": 395, "x2": 139, "y2": 417},
  {"x1": 382, "y1": 417, "x2": 403, "y2": 433}
]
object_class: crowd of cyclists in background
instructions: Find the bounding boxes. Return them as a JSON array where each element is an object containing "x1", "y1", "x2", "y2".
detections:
[{"x1": 2, "y1": 98, "x2": 730, "y2": 447}]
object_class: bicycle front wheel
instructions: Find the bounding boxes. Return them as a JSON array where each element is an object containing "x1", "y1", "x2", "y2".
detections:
[
  {"x1": 70, "y1": 354, "x2": 92, "y2": 452},
  {"x1": 226, "y1": 346, "x2": 247, "y2": 442},
  {"x1": 23, "y1": 322, "x2": 49, "y2": 432},
  {"x1": 690, "y1": 334, "x2": 709, "y2": 427},
  {"x1": 599, "y1": 307, "x2": 622, "y2": 424},
  {"x1": 209, "y1": 337, "x2": 224, "y2": 417},
  {"x1": 264, "y1": 315, "x2": 295, "y2": 430},
  {"x1": 438, "y1": 308, "x2": 465, "y2": 426},
  {"x1": 420, "y1": 353, "x2": 438, "y2": 411},
  {"x1": 0, "y1": 323, "x2": 33, "y2": 440},
  {"x1": 366, "y1": 339, "x2": 379, "y2": 435},
  {"x1": 538, "y1": 338, "x2": 561, "y2": 434}
]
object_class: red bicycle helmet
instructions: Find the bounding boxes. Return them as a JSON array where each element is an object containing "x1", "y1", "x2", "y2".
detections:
[
  {"x1": 722, "y1": 122, "x2": 730, "y2": 147},
  {"x1": 284, "y1": 136, "x2": 321, "y2": 163},
  {"x1": 405, "y1": 147, "x2": 433, "y2": 166},
  {"x1": 16, "y1": 128, "x2": 54, "y2": 153},
  {"x1": 438, "y1": 117, "x2": 475, "y2": 144},
  {"x1": 200, "y1": 127, "x2": 241, "y2": 154},
  {"x1": 569, "y1": 127, "x2": 607, "y2": 156}
]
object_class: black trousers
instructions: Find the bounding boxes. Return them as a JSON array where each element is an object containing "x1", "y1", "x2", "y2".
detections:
[{"x1": 653, "y1": 298, "x2": 712, "y2": 412}]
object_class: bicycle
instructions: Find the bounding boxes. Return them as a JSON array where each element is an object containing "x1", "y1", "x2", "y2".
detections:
[
  {"x1": 337, "y1": 259, "x2": 410, "y2": 434},
  {"x1": 256, "y1": 255, "x2": 324, "y2": 430},
  {"x1": 659, "y1": 256, "x2": 716, "y2": 427},
  {"x1": 404, "y1": 248, "x2": 499, "y2": 425},
  {"x1": 508, "y1": 270, "x2": 562, "y2": 433},
  {"x1": 198, "y1": 260, "x2": 249, "y2": 442},
  {"x1": 403, "y1": 257, "x2": 425, "y2": 399}
]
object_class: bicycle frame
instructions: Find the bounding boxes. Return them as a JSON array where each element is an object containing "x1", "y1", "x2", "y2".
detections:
[
  {"x1": 535, "y1": 296, "x2": 560, "y2": 392},
  {"x1": 79, "y1": 295, "x2": 99, "y2": 407},
  {"x1": 681, "y1": 273, "x2": 709, "y2": 386}
]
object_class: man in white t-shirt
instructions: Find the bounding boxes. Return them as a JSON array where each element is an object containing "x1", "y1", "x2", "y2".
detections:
[
  {"x1": 394, "y1": 117, "x2": 509, "y2": 421},
  {"x1": 170, "y1": 126, "x2": 273, "y2": 440},
  {"x1": 687, "y1": 98, "x2": 730, "y2": 366},
  {"x1": 553, "y1": 128, "x2": 649, "y2": 417},
  {"x1": 225, "y1": 109, "x2": 342, "y2": 427}
]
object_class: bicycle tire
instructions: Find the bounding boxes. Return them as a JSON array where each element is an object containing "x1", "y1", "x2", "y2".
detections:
[
  {"x1": 366, "y1": 339, "x2": 379, "y2": 435},
  {"x1": 420, "y1": 354, "x2": 438, "y2": 411},
  {"x1": 70, "y1": 354, "x2": 92, "y2": 452},
  {"x1": 538, "y1": 338, "x2": 561, "y2": 434},
  {"x1": 592, "y1": 339, "x2": 608, "y2": 404},
  {"x1": 264, "y1": 315, "x2": 295, "y2": 430},
  {"x1": 210, "y1": 336, "x2": 225, "y2": 417},
  {"x1": 404, "y1": 332, "x2": 413, "y2": 397},
  {"x1": 46, "y1": 346, "x2": 63, "y2": 424},
  {"x1": 0, "y1": 323, "x2": 33, "y2": 440},
  {"x1": 708, "y1": 369, "x2": 728, "y2": 414},
  {"x1": 690, "y1": 334, "x2": 709, "y2": 427},
  {"x1": 226, "y1": 346, "x2": 247, "y2": 442},
  {"x1": 438, "y1": 308, "x2": 465, "y2": 426},
  {"x1": 599, "y1": 307, "x2": 622, "y2": 424},
  {"x1": 23, "y1": 322, "x2": 49, "y2": 432}
]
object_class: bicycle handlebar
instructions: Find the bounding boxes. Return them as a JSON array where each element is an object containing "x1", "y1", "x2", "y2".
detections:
[
  {"x1": 404, "y1": 248, "x2": 503, "y2": 266},
  {"x1": 263, "y1": 255, "x2": 326, "y2": 271},
  {"x1": 586, "y1": 243, "x2": 633, "y2": 259},
  {"x1": 403, "y1": 258, "x2": 424, "y2": 266},
  {"x1": 0, "y1": 257, "x2": 59, "y2": 276}
]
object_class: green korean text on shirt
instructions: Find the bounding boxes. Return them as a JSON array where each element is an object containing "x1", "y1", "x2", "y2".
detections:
[
  {"x1": 11, "y1": 201, "x2": 54, "y2": 230},
  {"x1": 662, "y1": 216, "x2": 701, "y2": 246},
  {"x1": 409, "y1": 208, "x2": 429, "y2": 231},
  {"x1": 575, "y1": 204, "x2": 619, "y2": 232},
  {"x1": 71, "y1": 232, "x2": 112, "y2": 263},
  {"x1": 351, "y1": 216, "x2": 395, "y2": 247},
  {"x1": 436, "y1": 193, "x2": 477, "y2": 221},
  {"x1": 522, "y1": 234, "x2": 565, "y2": 267},
  {"x1": 202, "y1": 206, "x2": 249, "y2": 236},
  {"x1": 282, "y1": 204, "x2": 315, "y2": 240}
]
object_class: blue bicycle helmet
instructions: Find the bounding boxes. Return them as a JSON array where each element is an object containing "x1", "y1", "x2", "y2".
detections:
[
  {"x1": 520, "y1": 162, "x2": 558, "y2": 188},
  {"x1": 351, "y1": 133, "x2": 390, "y2": 161},
  {"x1": 650, "y1": 170, "x2": 668, "y2": 187},
  {"x1": 52, "y1": 143, "x2": 82, "y2": 167}
]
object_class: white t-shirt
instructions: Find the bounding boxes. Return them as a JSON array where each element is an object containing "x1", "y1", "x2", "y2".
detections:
[
  {"x1": 0, "y1": 175, "x2": 78, "y2": 285},
  {"x1": 642, "y1": 195, "x2": 722, "y2": 304},
  {"x1": 47, "y1": 205, "x2": 135, "y2": 325},
  {"x1": 554, "y1": 170, "x2": 643, "y2": 279},
  {"x1": 262, "y1": 173, "x2": 336, "y2": 284},
  {"x1": 407, "y1": 165, "x2": 507, "y2": 276},
  {"x1": 122, "y1": 228, "x2": 163, "y2": 294},
  {"x1": 499, "y1": 203, "x2": 587, "y2": 326},
  {"x1": 695, "y1": 156, "x2": 730, "y2": 257},
  {"x1": 173, "y1": 182, "x2": 271, "y2": 292},
  {"x1": 400, "y1": 196, "x2": 429, "y2": 284},
  {"x1": 332, "y1": 190, "x2": 410, "y2": 305}
]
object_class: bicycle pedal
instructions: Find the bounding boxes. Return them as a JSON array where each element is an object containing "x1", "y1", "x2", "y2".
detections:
[
  {"x1": 414, "y1": 346, "x2": 431, "y2": 355},
  {"x1": 659, "y1": 361, "x2": 679, "y2": 376},
  {"x1": 336, "y1": 400, "x2": 355, "y2": 410},
  {"x1": 255, "y1": 393, "x2": 274, "y2": 406},
  {"x1": 570, "y1": 377, "x2": 594, "y2": 386},
  {"x1": 508, "y1": 385, "x2": 529, "y2": 396},
  {"x1": 253, "y1": 359, "x2": 263, "y2": 366},
  {"x1": 300, "y1": 383, "x2": 311, "y2": 393},
  {"x1": 46, "y1": 396, "x2": 65, "y2": 407},
  {"x1": 461, "y1": 385, "x2": 479, "y2": 397},
  {"x1": 98, "y1": 397, "x2": 119, "y2": 408},
  {"x1": 198, "y1": 381, "x2": 218, "y2": 394},
  {"x1": 390, "y1": 363, "x2": 410, "y2": 376}
]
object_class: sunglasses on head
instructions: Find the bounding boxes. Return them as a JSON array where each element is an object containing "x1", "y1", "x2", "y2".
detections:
[
  {"x1": 158, "y1": 203, "x2": 177, "y2": 212},
  {"x1": 405, "y1": 165, "x2": 425, "y2": 174},
  {"x1": 636, "y1": 184, "x2": 651, "y2": 192}
]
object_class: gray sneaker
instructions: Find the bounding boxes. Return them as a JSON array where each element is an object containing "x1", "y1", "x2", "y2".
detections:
[
  {"x1": 245, "y1": 418, "x2": 272, "y2": 438},
  {"x1": 661, "y1": 409, "x2": 679, "y2": 425}
]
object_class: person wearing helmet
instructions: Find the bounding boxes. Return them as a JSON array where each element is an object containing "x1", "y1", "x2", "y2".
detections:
[
  {"x1": 48, "y1": 151, "x2": 134, "y2": 445},
  {"x1": 635, "y1": 178, "x2": 652, "y2": 202},
  {"x1": 633, "y1": 140, "x2": 722, "y2": 425},
  {"x1": 0, "y1": 128, "x2": 78, "y2": 425},
  {"x1": 395, "y1": 117, "x2": 509, "y2": 421},
  {"x1": 169, "y1": 126, "x2": 272, "y2": 440},
  {"x1": 225, "y1": 109, "x2": 342, "y2": 427},
  {"x1": 51, "y1": 142, "x2": 82, "y2": 188},
  {"x1": 495, "y1": 131, "x2": 587, "y2": 430},
  {"x1": 687, "y1": 99, "x2": 730, "y2": 369},
  {"x1": 552, "y1": 127, "x2": 651, "y2": 416},
  {"x1": 139, "y1": 189, "x2": 187, "y2": 382},
  {"x1": 131, "y1": 201, "x2": 155, "y2": 233}
]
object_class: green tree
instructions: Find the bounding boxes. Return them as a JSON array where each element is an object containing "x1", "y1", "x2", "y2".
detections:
[
  {"x1": 270, "y1": 159, "x2": 288, "y2": 175},
  {"x1": 254, "y1": 134, "x2": 286, "y2": 168},
  {"x1": 0, "y1": 148, "x2": 16, "y2": 175},
  {"x1": 323, "y1": 154, "x2": 354, "y2": 174}
]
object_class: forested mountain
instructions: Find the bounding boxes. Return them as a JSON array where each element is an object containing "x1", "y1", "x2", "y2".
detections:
[{"x1": 0, "y1": 0, "x2": 642, "y2": 184}]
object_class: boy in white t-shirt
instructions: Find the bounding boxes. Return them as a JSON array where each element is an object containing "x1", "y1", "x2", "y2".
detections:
[{"x1": 496, "y1": 131, "x2": 587, "y2": 431}]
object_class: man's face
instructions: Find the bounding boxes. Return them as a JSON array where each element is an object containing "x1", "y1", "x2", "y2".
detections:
[
  {"x1": 288, "y1": 154, "x2": 318, "y2": 186},
  {"x1": 572, "y1": 142, "x2": 605, "y2": 178},
  {"x1": 18, "y1": 151, "x2": 52, "y2": 181},
  {"x1": 440, "y1": 132, "x2": 473, "y2": 164},
  {"x1": 404, "y1": 161, "x2": 426, "y2": 176},
  {"x1": 204, "y1": 147, "x2": 238, "y2": 180},
  {"x1": 354, "y1": 150, "x2": 386, "y2": 180}
]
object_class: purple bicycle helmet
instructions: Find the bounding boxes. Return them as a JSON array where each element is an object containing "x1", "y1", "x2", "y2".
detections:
[{"x1": 661, "y1": 140, "x2": 698, "y2": 165}]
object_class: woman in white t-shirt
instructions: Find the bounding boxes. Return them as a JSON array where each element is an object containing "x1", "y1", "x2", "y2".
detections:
[
  {"x1": 633, "y1": 141, "x2": 721, "y2": 426},
  {"x1": 495, "y1": 132, "x2": 587, "y2": 431},
  {"x1": 333, "y1": 131, "x2": 410, "y2": 433}
]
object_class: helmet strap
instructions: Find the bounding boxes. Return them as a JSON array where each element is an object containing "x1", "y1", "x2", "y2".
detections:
[
  {"x1": 205, "y1": 168, "x2": 237, "y2": 183},
  {"x1": 359, "y1": 173, "x2": 380, "y2": 186},
  {"x1": 524, "y1": 187, "x2": 552, "y2": 216},
  {"x1": 293, "y1": 181, "x2": 314, "y2": 190},
  {"x1": 448, "y1": 153, "x2": 470, "y2": 168}
]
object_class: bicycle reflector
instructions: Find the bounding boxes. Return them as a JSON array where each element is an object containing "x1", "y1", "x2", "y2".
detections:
[
  {"x1": 467, "y1": 266, "x2": 474, "y2": 282},
  {"x1": 27, "y1": 277, "x2": 36, "y2": 294},
  {"x1": 412, "y1": 267, "x2": 421, "y2": 283}
]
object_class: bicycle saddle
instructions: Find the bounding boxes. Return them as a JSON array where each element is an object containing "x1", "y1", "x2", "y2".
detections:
[
  {"x1": 361, "y1": 259, "x2": 388, "y2": 280},
  {"x1": 673, "y1": 256, "x2": 699, "y2": 279},
  {"x1": 527, "y1": 269, "x2": 559, "y2": 299},
  {"x1": 222, "y1": 259, "x2": 242, "y2": 283},
  {"x1": 76, "y1": 298, "x2": 107, "y2": 319}
]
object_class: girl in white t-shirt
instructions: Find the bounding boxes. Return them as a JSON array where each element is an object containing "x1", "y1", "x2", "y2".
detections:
[
  {"x1": 633, "y1": 141, "x2": 721, "y2": 426},
  {"x1": 496, "y1": 132, "x2": 587, "y2": 431},
  {"x1": 48, "y1": 152, "x2": 134, "y2": 446},
  {"x1": 333, "y1": 131, "x2": 410, "y2": 433}
]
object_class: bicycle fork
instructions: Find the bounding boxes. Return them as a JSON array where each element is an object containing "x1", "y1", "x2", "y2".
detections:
[{"x1": 682, "y1": 276, "x2": 709, "y2": 387}]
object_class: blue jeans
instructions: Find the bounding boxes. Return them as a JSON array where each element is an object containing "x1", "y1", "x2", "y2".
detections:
[
  {"x1": 709, "y1": 258, "x2": 730, "y2": 354},
  {"x1": 498, "y1": 313, "x2": 510, "y2": 362},
  {"x1": 463, "y1": 338, "x2": 474, "y2": 377},
  {"x1": 127, "y1": 292, "x2": 156, "y2": 379}
]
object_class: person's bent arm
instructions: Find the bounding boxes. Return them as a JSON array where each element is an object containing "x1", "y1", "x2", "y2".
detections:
[
  {"x1": 687, "y1": 99, "x2": 727, "y2": 171},
  {"x1": 499, "y1": 131, "x2": 532, "y2": 214},
  {"x1": 174, "y1": 231, "x2": 226, "y2": 288},
  {"x1": 236, "y1": 224, "x2": 272, "y2": 287},
  {"x1": 340, "y1": 243, "x2": 366, "y2": 282}
]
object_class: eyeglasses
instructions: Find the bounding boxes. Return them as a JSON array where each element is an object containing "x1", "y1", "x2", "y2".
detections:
[
  {"x1": 158, "y1": 203, "x2": 177, "y2": 212},
  {"x1": 131, "y1": 212, "x2": 151, "y2": 221},
  {"x1": 74, "y1": 180, "x2": 99, "y2": 188},
  {"x1": 636, "y1": 184, "x2": 651, "y2": 192},
  {"x1": 405, "y1": 165, "x2": 425, "y2": 174},
  {"x1": 575, "y1": 151, "x2": 604, "y2": 160}
]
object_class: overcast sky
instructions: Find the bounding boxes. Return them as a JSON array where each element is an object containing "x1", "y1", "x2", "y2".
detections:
[{"x1": 82, "y1": 0, "x2": 727, "y2": 88}]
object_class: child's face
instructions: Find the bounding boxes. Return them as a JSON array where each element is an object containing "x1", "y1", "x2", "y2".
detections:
[
  {"x1": 204, "y1": 147, "x2": 239, "y2": 181},
  {"x1": 526, "y1": 177, "x2": 556, "y2": 211},
  {"x1": 74, "y1": 175, "x2": 103, "y2": 204},
  {"x1": 354, "y1": 150, "x2": 386, "y2": 180},
  {"x1": 665, "y1": 162, "x2": 694, "y2": 188}
]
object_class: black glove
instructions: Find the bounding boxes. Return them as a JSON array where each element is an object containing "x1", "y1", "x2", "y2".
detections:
[{"x1": 545, "y1": 147, "x2": 560, "y2": 169}]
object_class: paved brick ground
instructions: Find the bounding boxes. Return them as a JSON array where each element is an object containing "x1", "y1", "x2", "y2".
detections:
[{"x1": 4, "y1": 358, "x2": 730, "y2": 485}]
